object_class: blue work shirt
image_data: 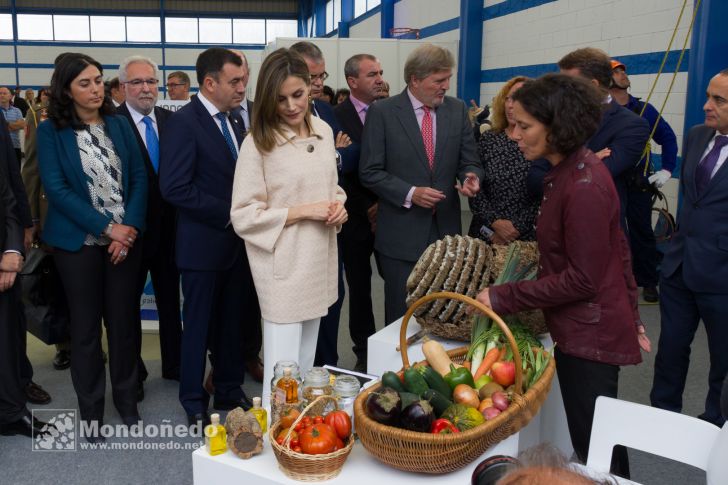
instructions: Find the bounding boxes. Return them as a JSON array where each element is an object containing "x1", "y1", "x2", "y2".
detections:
[
  {"x1": 0, "y1": 104, "x2": 23, "y2": 149},
  {"x1": 624, "y1": 94, "x2": 678, "y2": 175}
]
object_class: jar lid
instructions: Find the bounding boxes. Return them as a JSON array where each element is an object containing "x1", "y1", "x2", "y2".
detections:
[
  {"x1": 274, "y1": 360, "x2": 300, "y2": 377},
  {"x1": 304, "y1": 367, "x2": 330, "y2": 387},
  {"x1": 333, "y1": 375, "x2": 360, "y2": 395}
]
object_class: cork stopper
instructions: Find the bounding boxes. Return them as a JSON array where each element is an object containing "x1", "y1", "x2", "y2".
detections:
[{"x1": 210, "y1": 413, "x2": 220, "y2": 425}]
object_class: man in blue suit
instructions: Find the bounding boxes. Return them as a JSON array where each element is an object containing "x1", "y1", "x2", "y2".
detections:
[
  {"x1": 650, "y1": 69, "x2": 728, "y2": 427},
  {"x1": 159, "y1": 48, "x2": 256, "y2": 427}
]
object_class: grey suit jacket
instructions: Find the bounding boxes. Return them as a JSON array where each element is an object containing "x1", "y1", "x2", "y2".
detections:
[
  {"x1": 359, "y1": 89, "x2": 483, "y2": 262},
  {"x1": 661, "y1": 124, "x2": 728, "y2": 292}
]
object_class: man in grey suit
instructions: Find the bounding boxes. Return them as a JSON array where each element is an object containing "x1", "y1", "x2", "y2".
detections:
[
  {"x1": 650, "y1": 68, "x2": 728, "y2": 427},
  {"x1": 359, "y1": 44, "x2": 483, "y2": 324}
]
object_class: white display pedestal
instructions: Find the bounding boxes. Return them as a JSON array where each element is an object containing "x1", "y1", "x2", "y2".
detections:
[
  {"x1": 367, "y1": 317, "x2": 573, "y2": 457},
  {"x1": 192, "y1": 433, "x2": 519, "y2": 484}
]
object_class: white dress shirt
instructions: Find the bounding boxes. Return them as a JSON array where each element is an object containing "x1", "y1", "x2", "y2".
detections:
[
  {"x1": 126, "y1": 104, "x2": 158, "y2": 151},
  {"x1": 197, "y1": 92, "x2": 239, "y2": 156}
]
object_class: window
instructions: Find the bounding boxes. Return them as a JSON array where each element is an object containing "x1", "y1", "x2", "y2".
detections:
[
  {"x1": 90, "y1": 16, "x2": 126, "y2": 42},
  {"x1": 54, "y1": 15, "x2": 90, "y2": 41},
  {"x1": 199, "y1": 18, "x2": 232, "y2": 44},
  {"x1": 233, "y1": 18, "x2": 265, "y2": 44},
  {"x1": 266, "y1": 19, "x2": 297, "y2": 43},
  {"x1": 326, "y1": 1, "x2": 334, "y2": 33},
  {"x1": 0, "y1": 14, "x2": 12, "y2": 40},
  {"x1": 368, "y1": 0, "x2": 381, "y2": 9},
  {"x1": 17, "y1": 14, "x2": 53, "y2": 40},
  {"x1": 126, "y1": 17, "x2": 161, "y2": 42},
  {"x1": 354, "y1": 0, "x2": 366, "y2": 18},
  {"x1": 165, "y1": 17, "x2": 198, "y2": 43}
]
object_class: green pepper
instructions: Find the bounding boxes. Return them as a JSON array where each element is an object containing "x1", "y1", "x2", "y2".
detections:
[{"x1": 444, "y1": 363, "x2": 475, "y2": 391}]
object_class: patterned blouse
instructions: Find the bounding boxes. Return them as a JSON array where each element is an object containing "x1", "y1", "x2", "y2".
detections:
[
  {"x1": 468, "y1": 130, "x2": 539, "y2": 242},
  {"x1": 75, "y1": 124, "x2": 125, "y2": 245}
]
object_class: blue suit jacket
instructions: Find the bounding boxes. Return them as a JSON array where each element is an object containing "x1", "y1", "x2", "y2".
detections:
[
  {"x1": 37, "y1": 115, "x2": 148, "y2": 251},
  {"x1": 158, "y1": 95, "x2": 243, "y2": 271},
  {"x1": 314, "y1": 99, "x2": 359, "y2": 174},
  {"x1": 661, "y1": 125, "x2": 728, "y2": 292}
]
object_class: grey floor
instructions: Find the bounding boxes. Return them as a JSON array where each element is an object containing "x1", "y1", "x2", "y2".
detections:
[{"x1": 0, "y1": 214, "x2": 714, "y2": 484}]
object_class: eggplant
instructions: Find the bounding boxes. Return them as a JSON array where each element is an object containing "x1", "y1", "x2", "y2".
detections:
[
  {"x1": 365, "y1": 387, "x2": 402, "y2": 425},
  {"x1": 400, "y1": 399, "x2": 435, "y2": 432}
]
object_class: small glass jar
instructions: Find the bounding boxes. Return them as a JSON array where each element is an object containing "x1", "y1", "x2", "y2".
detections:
[
  {"x1": 334, "y1": 375, "x2": 360, "y2": 432},
  {"x1": 270, "y1": 360, "x2": 302, "y2": 424},
  {"x1": 302, "y1": 367, "x2": 333, "y2": 408}
]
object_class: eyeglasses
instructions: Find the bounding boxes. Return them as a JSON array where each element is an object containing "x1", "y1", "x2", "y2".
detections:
[
  {"x1": 310, "y1": 72, "x2": 329, "y2": 82},
  {"x1": 166, "y1": 82, "x2": 186, "y2": 89},
  {"x1": 125, "y1": 79, "x2": 159, "y2": 88}
]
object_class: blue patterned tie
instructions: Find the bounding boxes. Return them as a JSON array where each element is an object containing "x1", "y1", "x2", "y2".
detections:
[
  {"x1": 142, "y1": 116, "x2": 159, "y2": 173},
  {"x1": 696, "y1": 135, "x2": 728, "y2": 195},
  {"x1": 216, "y1": 112, "x2": 237, "y2": 158}
]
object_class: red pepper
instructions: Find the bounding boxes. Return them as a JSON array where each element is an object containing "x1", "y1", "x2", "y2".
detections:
[{"x1": 431, "y1": 418, "x2": 459, "y2": 434}]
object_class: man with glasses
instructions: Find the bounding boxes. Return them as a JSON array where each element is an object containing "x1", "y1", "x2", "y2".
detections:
[
  {"x1": 289, "y1": 41, "x2": 352, "y2": 367},
  {"x1": 166, "y1": 71, "x2": 190, "y2": 101},
  {"x1": 117, "y1": 56, "x2": 181, "y2": 401},
  {"x1": 160, "y1": 48, "x2": 257, "y2": 427}
]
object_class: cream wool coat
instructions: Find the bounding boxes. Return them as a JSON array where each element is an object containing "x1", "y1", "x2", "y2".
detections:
[{"x1": 231, "y1": 116, "x2": 346, "y2": 324}]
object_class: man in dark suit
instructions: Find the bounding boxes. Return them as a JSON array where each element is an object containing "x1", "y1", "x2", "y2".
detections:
[
  {"x1": 527, "y1": 48, "x2": 650, "y2": 224},
  {"x1": 160, "y1": 48, "x2": 256, "y2": 427},
  {"x1": 289, "y1": 41, "x2": 353, "y2": 366},
  {"x1": 0, "y1": 114, "x2": 49, "y2": 437},
  {"x1": 360, "y1": 44, "x2": 483, "y2": 325},
  {"x1": 650, "y1": 69, "x2": 728, "y2": 427},
  {"x1": 333, "y1": 54, "x2": 384, "y2": 371},
  {"x1": 117, "y1": 56, "x2": 181, "y2": 397}
]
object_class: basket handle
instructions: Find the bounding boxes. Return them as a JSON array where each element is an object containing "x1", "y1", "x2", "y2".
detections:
[
  {"x1": 399, "y1": 291, "x2": 523, "y2": 395},
  {"x1": 283, "y1": 394, "x2": 338, "y2": 446}
]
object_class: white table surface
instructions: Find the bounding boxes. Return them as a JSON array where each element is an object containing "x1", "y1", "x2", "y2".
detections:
[{"x1": 193, "y1": 432, "x2": 519, "y2": 484}]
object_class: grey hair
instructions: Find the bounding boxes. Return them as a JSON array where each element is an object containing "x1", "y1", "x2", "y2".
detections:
[
  {"x1": 118, "y1": 55, "x2": 160, "y2": 82},
  {"x1": 403, "y1": 44, "x2": 454, "y2": 84},
  {"x1": 289, "y1": 41, "x2": 324, "y2": 64},
  {"x1": 344, "y1": 54, "x2": 378, "y2": 79}
]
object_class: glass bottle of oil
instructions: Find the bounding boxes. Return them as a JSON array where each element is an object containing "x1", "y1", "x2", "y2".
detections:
[
  {"x1": 205, "y1": 413, "x2": 227, "y2": 456},
  {"x1": 250, "y1": 396, "x2": 267, "y2": 432},
  {"x1": 276, "y1": 367, "x2": 299, "y2": 403}
]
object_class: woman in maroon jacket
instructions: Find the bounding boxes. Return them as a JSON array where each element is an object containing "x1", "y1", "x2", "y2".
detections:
[{"x1": 475, "y1": 74, "x2": 650, "y2": 478}]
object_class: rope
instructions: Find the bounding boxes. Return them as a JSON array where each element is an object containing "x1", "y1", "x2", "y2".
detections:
[{"x1": 636, "y1": 0, "x2": 701, "y2": 176}]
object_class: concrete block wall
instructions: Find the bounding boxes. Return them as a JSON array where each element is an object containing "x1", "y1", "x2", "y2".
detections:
[{"x1": 480, "y1": 0, "x2": 695, "y2": 208}]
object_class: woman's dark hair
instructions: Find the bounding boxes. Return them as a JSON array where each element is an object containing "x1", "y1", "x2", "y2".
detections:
[
  {"x1": 322, "y1": 85, "x2": 335, "y2": 103},
  {"x1": 48, "y1": 53, "x2": 115, "y2": 129},
  {"x1": 512, "y1": 73, "x2": 603, "y2": 156}
]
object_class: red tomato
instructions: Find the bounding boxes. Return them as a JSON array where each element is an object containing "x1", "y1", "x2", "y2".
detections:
[
  {"x1": 333, "y1": 437, "x2": 345, "y2": 451},
  {"x1": 299, "y1": 424, "x2": 337, "y2": 455},
  {"x1": 276, "y1": 436, "x2": 284, "y2": 446},
  {"x1": 293, "y1": 446, "x2": 302, "y2": 453},
  {"x1": 324, "y1": 411, "x2": 352, "y2": 440},
  {"x1": 314, "y1": 415, "x2": 324, "y2": 424}
]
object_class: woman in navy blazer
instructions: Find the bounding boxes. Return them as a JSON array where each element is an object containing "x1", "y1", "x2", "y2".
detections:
[{"x1": 37, "y1": 53, "x2": 147, "y2": 440}]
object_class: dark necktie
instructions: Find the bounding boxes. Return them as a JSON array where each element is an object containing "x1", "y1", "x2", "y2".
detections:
[
  {"x1": 696, "y1": 135, "x2": 728, "y2": 195},
  {"x1": 215, "y1": 112, "x2": 237, "y2": 158},
  {"x1": 142, "y1": 116, "x2": 159, "y2": 173}
]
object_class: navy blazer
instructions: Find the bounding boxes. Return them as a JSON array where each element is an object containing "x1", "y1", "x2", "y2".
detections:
[
  {"x1": 158, "y1": 94, "x2": 243, "y2": 271},
  {"x1": 37, "y1": 115, "x2": 148, "y2": 252},
  {"x1": 0, "y1": 125, "x2": 22, "y2": 253},
  {"x1": 661, "y1": 125, "x2": 728, "y2": 292},
  {"x1": 527, "y1": 101, "x2": 650, "y2": 215},
  {"x1": 314, "y1": 99, "x2": 359, "y2": 174},
  {"x1": 1, "y1": 114, "x2": 32, "y2": 228}
]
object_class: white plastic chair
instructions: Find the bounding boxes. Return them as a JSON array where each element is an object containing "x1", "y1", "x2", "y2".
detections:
[{"x1": 587, "y1": 396, "x2": 728, "y2": 484}]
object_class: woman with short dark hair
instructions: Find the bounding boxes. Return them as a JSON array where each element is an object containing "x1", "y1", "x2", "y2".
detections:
[
  {"x1": 37, "y1": 53, "x2": 147, "y2": 440},
  {"x1": 475, "y1": 73, "x2": 650, "y2": 478}
]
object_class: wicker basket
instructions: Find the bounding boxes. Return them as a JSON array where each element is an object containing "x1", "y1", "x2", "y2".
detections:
[
  {"x1": 269, "y1": 395, "x2": 354, "y2": 482},
  {"x1": 354, "y1": 291, "x2": 556, "y2": 474}
]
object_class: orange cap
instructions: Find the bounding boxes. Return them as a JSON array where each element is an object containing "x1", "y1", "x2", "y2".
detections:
[{"x1": 611, "y1": 59, "x2": 626, "y2": 71}]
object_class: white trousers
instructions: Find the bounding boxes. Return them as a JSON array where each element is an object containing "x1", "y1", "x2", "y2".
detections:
[{"x1": 262, "y1": 318, "x2": 321, "y2": 409}]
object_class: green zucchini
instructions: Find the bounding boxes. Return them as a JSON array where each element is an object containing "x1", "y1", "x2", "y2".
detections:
[
  {"x1": 422, "y1": 389, "x2": 453, "y2": 416},
  {"x1": 403, "y1": 367, "x2": 429, "y2": 396},
  {"x1": 417, "y1": 366, "x2": 453, "y2": 398},
  {"x1": 398, "y1": 391, "x2": 420, "y2": 410},
  {"x1": 381, "y1": 371, "x2": 406, "y2": 393}
]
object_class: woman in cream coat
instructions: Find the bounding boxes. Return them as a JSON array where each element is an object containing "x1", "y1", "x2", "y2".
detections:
[{"x1": 231, "y1": 49, "x2": 347, "y2": 407}]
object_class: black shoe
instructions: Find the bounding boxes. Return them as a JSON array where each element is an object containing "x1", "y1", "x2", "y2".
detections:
[
  {"x1": 187, "y1": 412, "x2": 211, "y2": 431},
  {"x1": 25, "y1": 381, "x2": 52, "y2": 405},
  {"x1": 0, "y1": 413, "x2": 52, "y2": 437},
  {"x1": 643, "y1": 286, "x2": 659, "y2": 303},
  {"x1": 136, "y1": 381, "x2": 144, "y2": 402},
  {"x1": 162, "y1": 368, "x2": 180, "y2": 381},
  {"x1": 53, "y1": 350, "x2": 71, "y2": 370},
  {"x1": 214, "y1": 393, "x2": 253, "y2": 411}
]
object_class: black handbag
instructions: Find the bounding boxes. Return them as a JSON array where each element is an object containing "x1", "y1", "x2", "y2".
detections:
[{"x1": 19, "y1": 246, "x2": 70, "y2": 345}]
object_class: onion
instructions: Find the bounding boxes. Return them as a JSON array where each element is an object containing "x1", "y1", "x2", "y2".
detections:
[
  {"x1": 491, "y1": 391, "x2": 510, "y2": 411},
  {"x1": 452, "y1": 384, "x2": 480, "y2": 408},
  {"x1": 482, "y1": 407, "x2": 501, "y2": 420}
]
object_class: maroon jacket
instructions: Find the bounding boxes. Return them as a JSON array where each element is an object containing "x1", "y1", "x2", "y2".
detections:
[{"x1": 489, "y1": 148, "x2": 642, "y2": 366}]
